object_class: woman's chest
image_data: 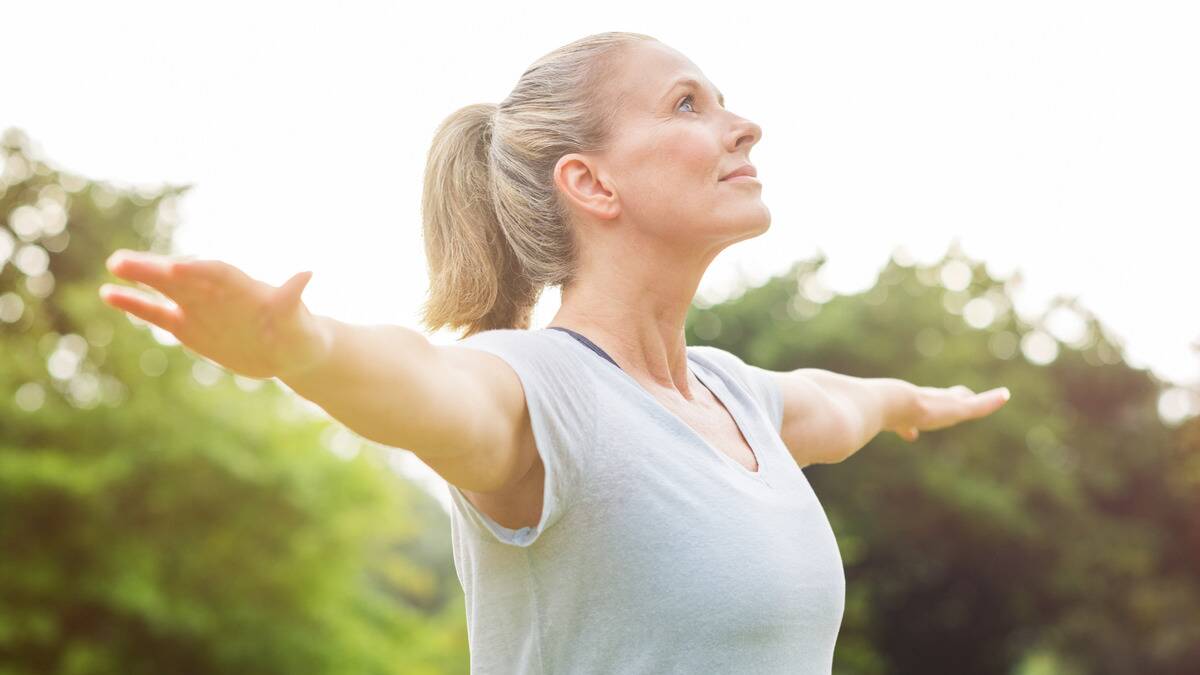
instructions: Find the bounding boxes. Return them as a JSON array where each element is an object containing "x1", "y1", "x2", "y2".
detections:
[
  {"x1": 563, "y1": 466, "x2": 845, "y2": 631},
  {"x1": 656, "y1": 390, "x2": 763, "y2": 473}
]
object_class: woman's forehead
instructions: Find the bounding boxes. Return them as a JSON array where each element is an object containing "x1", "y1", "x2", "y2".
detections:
[
  {"x1": 613, "y1": 41, "x2": 712, "y2": 101},
  {"x1": 600, "y1": 43, "x2": 722, "y2": 132}
]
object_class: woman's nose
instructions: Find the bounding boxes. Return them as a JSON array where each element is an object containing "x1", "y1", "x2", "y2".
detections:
[{"x1": 727, "y1": 116, "x2": 762, "y2": 151}]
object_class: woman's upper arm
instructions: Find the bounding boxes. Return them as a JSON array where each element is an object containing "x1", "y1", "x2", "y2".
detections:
[
  {"x1": 411, "y1": 343, "x2": 538, "y2": 495},
  {"x1": 773, "y1": 369, "x2": 858, "y2": 467},
  {"x1": 431, "y1": 329, "x2": 595, "y2": 548}
]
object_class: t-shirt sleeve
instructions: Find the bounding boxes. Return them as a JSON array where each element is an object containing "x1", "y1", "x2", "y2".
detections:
[
  {"x1": 688, "y1": 345, "x2": 785, "y2": 435},
  {"x1": 443, "y1": 328, "x2": 596, "y2": 548}
]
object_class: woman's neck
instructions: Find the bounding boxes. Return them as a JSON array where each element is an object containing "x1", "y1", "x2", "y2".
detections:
[{"x1": 549, "y1": 265, "x2": 704, "y2": 394}]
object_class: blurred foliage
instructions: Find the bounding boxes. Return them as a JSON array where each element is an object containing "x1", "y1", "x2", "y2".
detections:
[
  {"x1": 4, "y1": 124, "x2": 1198, "y2": 675},
  {"x1": 687, "y1": 249, "x2": 1200, "y2": 674},
  {"x1": 0, "y1": 129, "x2": 469, "y2": 675}
]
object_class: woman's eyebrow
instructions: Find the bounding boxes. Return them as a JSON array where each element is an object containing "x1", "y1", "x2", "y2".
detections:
[{"x1": 662, "y1": 77, "x2": 725, "y2": 108}]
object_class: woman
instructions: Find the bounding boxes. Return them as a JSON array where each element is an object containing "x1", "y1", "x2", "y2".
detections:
[{"x1": 100, "y1": 32, "x2": 1009, "y2": 674}]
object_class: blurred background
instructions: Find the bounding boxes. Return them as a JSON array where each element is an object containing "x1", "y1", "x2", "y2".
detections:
[{"x1": 3, "y1": 1, "x2": 1198, "y2": 673}]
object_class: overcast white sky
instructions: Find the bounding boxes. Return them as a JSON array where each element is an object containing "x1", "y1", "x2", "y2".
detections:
[{"x1": 8, "y1": 1, "x2": 1199, "y2": 502}]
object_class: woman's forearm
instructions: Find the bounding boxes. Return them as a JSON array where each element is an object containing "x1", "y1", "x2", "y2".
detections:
[
  {"x1": 276, "y1": 315, "x2": 454, "y2": 453},
  {"x1": 798, "y1": 369, "x2": 916, "y2": 460},
  {"x1": 801, "y1": 369, "x2": 1009, "y2": 459}
]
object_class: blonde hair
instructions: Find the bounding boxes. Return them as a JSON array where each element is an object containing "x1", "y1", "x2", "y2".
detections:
[{"x1": 419, "y1": 31, "x2": 658, "y2": 338}]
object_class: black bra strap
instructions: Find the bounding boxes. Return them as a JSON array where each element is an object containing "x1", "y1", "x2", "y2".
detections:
[{"x1": 547, "y1": 326, "x2": 623, "y2": 371}]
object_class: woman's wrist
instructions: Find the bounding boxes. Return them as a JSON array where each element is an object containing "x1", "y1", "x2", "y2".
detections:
[
  {"x1": 878, "y1": 378, "x2": 920, "y2": 434},
  {"x1": 273, "y1": 313, "x2": 337, "y2": 382}
]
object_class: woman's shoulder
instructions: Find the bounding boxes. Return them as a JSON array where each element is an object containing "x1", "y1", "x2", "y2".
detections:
[
  {"x1": 452, "y1": 327, "x2": 597, "y2": 400},
  {"x1": 685, "y1": 343, "x2": 744, "y2": 376},
  {"x1": 455, "y1": 327, "x2": 568, "y2": 360}
]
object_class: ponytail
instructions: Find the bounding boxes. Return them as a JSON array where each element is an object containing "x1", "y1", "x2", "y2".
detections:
[
  {"x1": 419, "y1": 103, "x2": 538, "y2": 337},
  {"x1": 418, "y1": 32, "x2": 658, "y2": 338}
]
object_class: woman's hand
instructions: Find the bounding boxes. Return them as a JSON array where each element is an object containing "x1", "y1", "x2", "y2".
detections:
[
  {"x1": 98, "y1": 249, "x2": 332, "y2": 380},
  {"x1": 891, "y1": 383, "x2": 1011, "y2": 442}
]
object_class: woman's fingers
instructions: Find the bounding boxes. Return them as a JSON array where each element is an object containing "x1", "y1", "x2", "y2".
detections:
[
  {"x1": 911, "y1": 385, "x2": 1011, "y2": 434},
  {"x1": 106, "y1": 250, "x2": 250, "y2": 310},
  {"x1": 99, "y1": 283, "x2": 184, "y2": 334},
  {"x1": 970, "y1": 387, "x2": 1010, "y2": 416},
  {"x1": 105, "y1": 249, "x2": 192, "y2": 297},
  {"x1": 938, "y1": 387, "x2": 1009, "y2": 427}
]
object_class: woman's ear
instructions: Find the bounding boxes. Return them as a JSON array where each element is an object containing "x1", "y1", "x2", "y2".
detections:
[{"x1": 554, "y1": 153, "x2": 620, "y2": 220}]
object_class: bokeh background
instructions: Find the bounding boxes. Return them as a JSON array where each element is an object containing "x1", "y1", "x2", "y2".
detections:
[{"x1": 3, "y1": 2, "x2": 1199, "y2": 673}]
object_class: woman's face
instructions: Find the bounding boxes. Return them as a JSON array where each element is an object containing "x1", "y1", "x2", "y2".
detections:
[{"x1": 566, "y1": 40, "x2": 768, "y2": 252}]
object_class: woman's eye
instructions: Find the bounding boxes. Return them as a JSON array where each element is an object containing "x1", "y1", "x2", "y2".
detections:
[{"x1": 678, "y1": 94, "x2": 697, "y2": 113}]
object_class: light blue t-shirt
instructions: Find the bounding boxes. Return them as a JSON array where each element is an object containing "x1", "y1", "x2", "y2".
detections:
[{"x1": 446, "y1": 327, "x2": 845, "y2": 674}]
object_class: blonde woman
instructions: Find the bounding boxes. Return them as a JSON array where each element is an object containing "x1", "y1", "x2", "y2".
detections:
[{"x1": 100, "y1": 32, "x2": 1010, "y2": 674}]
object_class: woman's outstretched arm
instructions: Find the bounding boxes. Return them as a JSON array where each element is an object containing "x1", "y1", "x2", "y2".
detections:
[
  {"x1": 99, "y1": 249, "x2": 537, "y2": 494},
  {"x1": 774, "y1": 368, "x2": 1011, "y2": 466}
]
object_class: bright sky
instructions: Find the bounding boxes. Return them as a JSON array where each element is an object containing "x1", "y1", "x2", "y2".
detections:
[{"x1": 8, "y1": 2, "x2": 1199, "y2": 503}]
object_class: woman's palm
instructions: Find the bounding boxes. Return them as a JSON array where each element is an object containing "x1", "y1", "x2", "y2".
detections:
[{"x1": 99, "y1": 249, "x2": 324, "y2": 379}]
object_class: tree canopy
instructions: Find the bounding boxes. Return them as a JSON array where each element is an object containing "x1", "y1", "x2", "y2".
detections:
[
  {"x1": 0, "y1": 128, "x2": 468, "y2": 675},
  {"x1": 3, "y1": 126, "x2": 1197, "y2": 673}
]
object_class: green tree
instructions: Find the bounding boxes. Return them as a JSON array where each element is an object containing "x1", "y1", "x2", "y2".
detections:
[
  {"x1": 0, "y1": 129, "x2": 468, "y2": 675},
  {"x1": 687, "y1": 250, "x2": 1200, "y2": 674},
  {"x1": 8, "y1": 122, "x2": 1197, "y2": 674}
]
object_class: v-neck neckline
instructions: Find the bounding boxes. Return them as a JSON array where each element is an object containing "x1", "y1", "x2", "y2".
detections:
[{"x1": 543, "y1": 328, "x2": 769, "y2": 483}]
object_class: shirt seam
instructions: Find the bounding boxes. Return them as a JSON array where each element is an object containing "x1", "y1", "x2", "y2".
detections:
[
  {"x1": 542, "y1": 329, "x2": 602, "y2": 517},
  {"x1": 525, "y1": 547, "x2": 548, "y2": 675},
  {"x1": 527, "y1": 331, "x2": 598, "y2": 675}
]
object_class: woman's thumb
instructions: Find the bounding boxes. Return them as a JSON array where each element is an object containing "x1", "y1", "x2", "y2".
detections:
[{"x1": 277, "y1": 270, "x2": 314, "y2": 305}]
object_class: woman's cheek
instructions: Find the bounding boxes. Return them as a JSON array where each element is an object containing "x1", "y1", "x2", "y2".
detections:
[{"x1": 670, "y1": 133, "x2": 715, "y2": 174}]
